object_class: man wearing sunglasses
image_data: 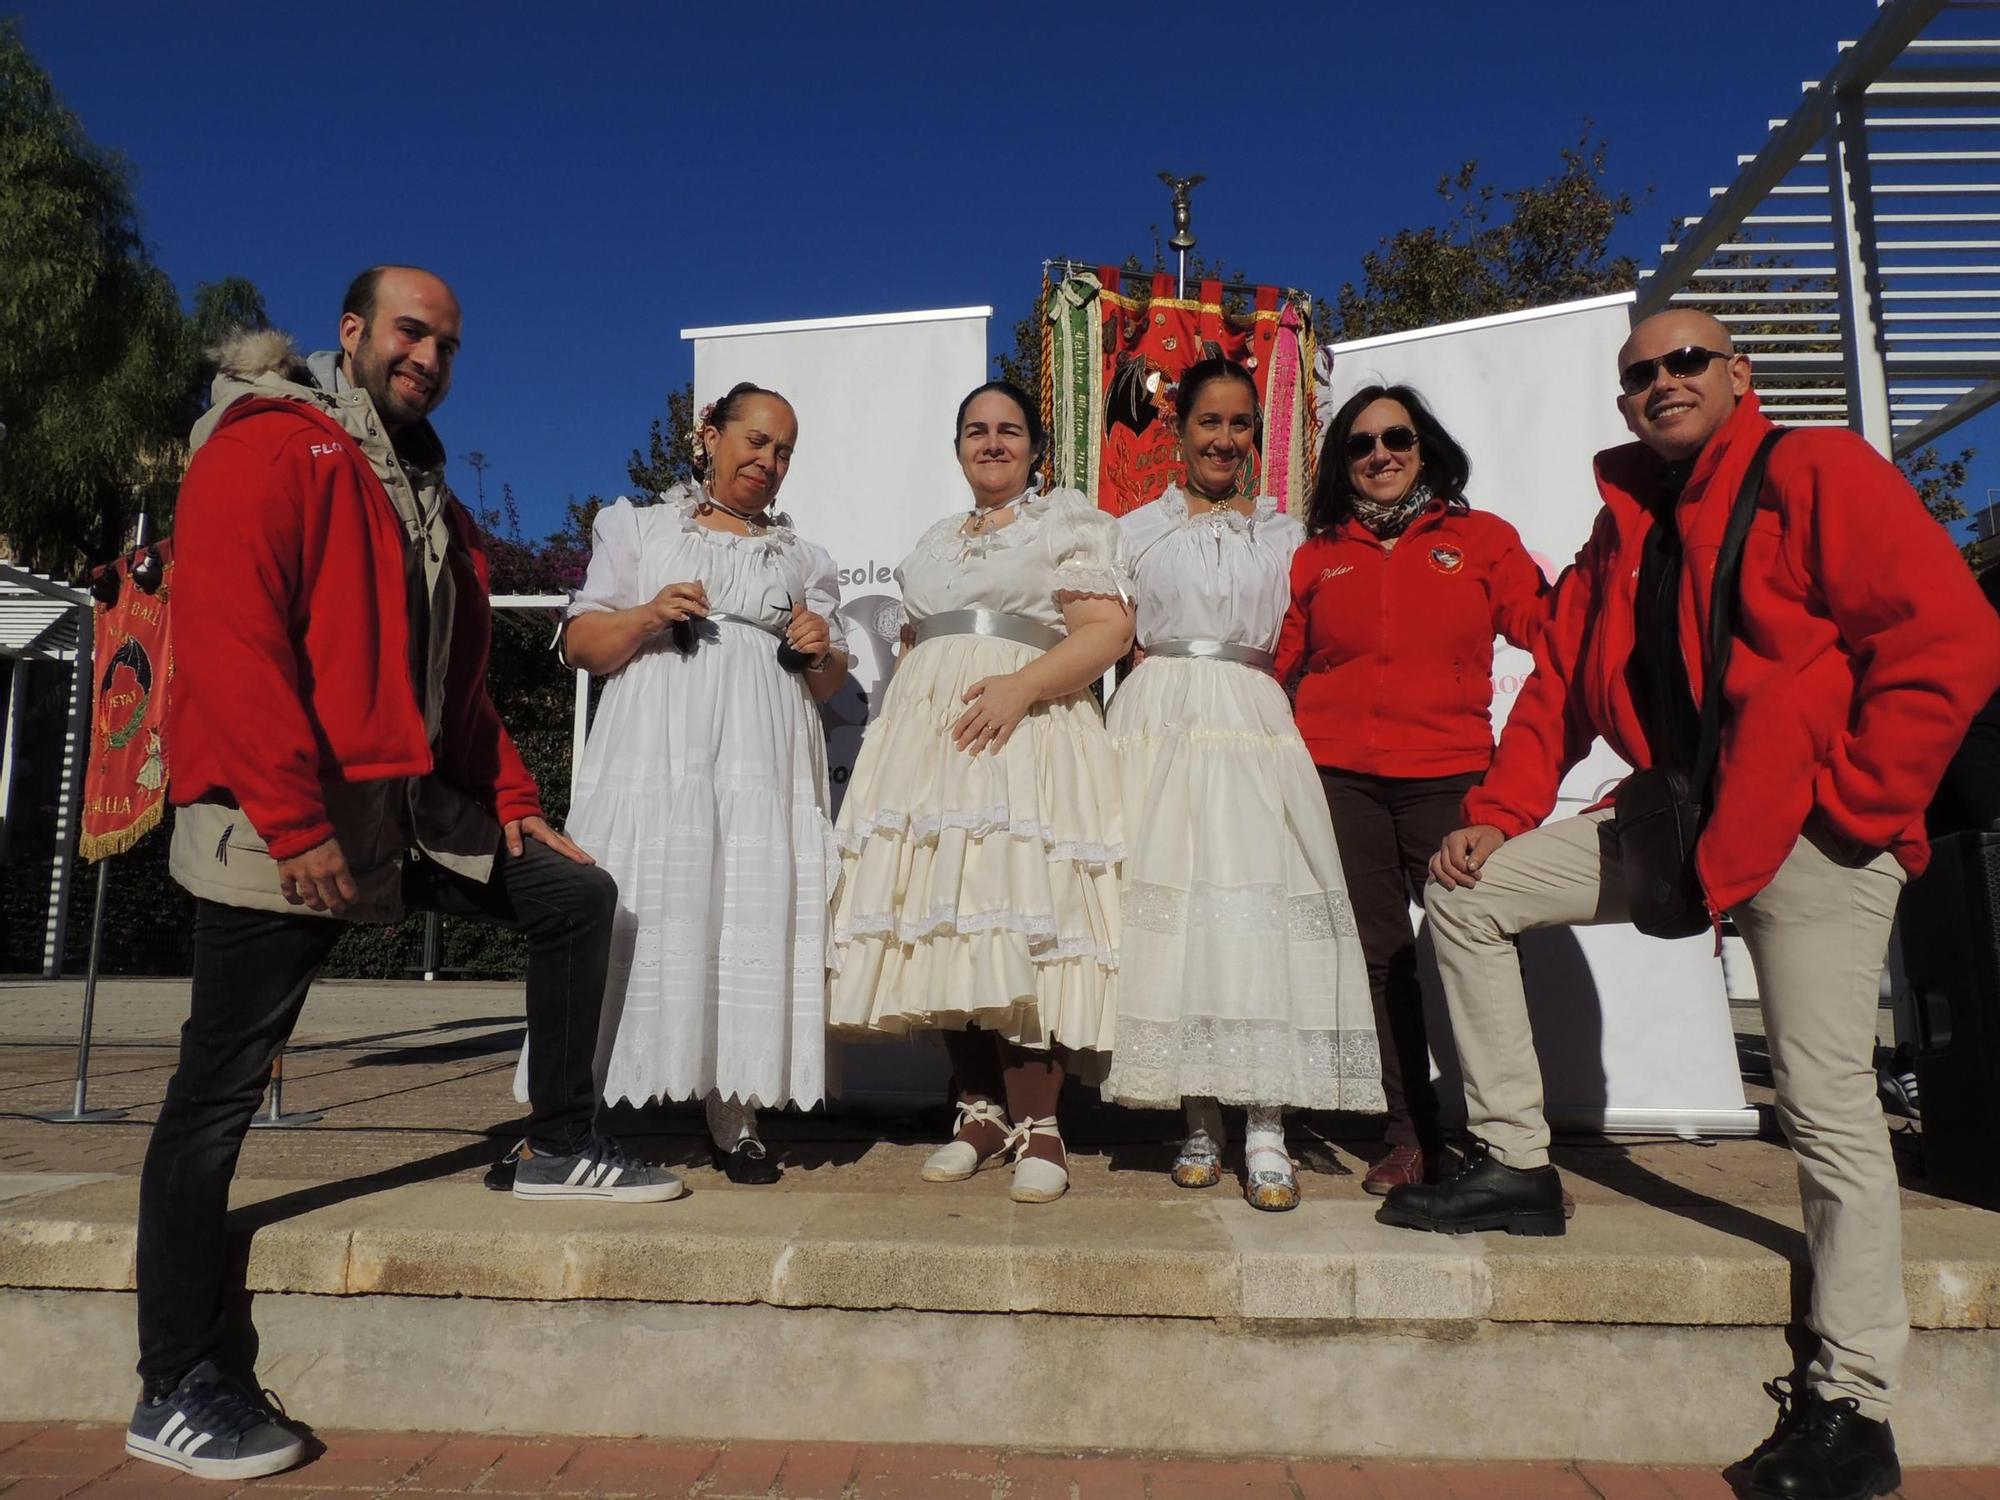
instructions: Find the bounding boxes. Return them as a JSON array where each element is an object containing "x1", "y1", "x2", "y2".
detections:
[{"x1": 1381, "y1": 308, "x2": 2000, "y2": 1499}]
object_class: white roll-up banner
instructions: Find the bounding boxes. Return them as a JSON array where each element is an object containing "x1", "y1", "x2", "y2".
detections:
[
  {"x1": 685, "y1": 307, "x2": 992, "y2": 815},
  {"x1": 1318, "y1": 292, "x2": 1756, "y2": 1136},
  {"x1": 686, "y1": 306, "x2": 991, "y2": 1107}
]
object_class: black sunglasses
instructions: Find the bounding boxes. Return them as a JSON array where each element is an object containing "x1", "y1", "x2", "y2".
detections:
[
  {"x1": 1618, "y1": 345, "x2": 1733, "y2": 396},
  {"x1": 1343, "y1": 425, "x2": 1419, "y2": 461}
]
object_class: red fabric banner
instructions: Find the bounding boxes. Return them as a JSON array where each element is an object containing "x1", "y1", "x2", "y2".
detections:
[
  {"x1": 1095, "y1": 269, "x2": 1287, "y2": 517},
  {"x1": 81, "y1": 542, "x2": 173, "y2": 861}
]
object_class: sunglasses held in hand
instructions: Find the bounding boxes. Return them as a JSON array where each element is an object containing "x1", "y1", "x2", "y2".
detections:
[
  {"x1": 1343, "y1": 426, "x2": 1420, "y2": 462},
  {"x1": 1618, "y1": 345, "x2": 1733, "y2": 396}
]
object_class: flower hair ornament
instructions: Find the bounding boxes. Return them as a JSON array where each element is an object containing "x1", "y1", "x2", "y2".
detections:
[{"x1": 688, "y1": 401, "x2": 718, "y2": 472}]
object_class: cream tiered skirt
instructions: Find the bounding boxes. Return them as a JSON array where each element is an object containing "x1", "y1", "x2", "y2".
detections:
[
  {"x1": 829, "y1": 634, "x2": 1121, "y2": 1076},
  {"x1": 1100, "y1": 655, "x2": 1382, "y2": 1110}
]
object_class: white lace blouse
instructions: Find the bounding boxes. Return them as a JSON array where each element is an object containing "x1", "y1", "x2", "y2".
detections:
[
  {"x1": 1116, "y1": 487, "x2": 1303, "y2": 652},
  {"x1": 895, "y1": 487, "x2": 1131, "y2": 631},
  {"x1": 567, "y1": 488, "x2": 847, "y2": 651}
]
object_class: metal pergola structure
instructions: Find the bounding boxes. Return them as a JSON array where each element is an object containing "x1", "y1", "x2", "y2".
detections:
[
  {"x1": 1639, "y1": 0, "x2": 2000, "y2": 458},
  {"x1": 0, "y1": 562, "x2": 90, "y2": 978}
]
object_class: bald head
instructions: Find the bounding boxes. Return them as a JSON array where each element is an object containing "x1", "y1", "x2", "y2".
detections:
[
  {"x1": 1614, "y1": 307, "x2": 1751, "y2": 462},
  {"x1": 337, "y1": 266, "x2": 461, "y2": 431},
  {"x1": 1618, "y1": 309, "x2": 1734, "y2": 370}
]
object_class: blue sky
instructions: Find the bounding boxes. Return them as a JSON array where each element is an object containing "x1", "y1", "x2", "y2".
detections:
[{"x1": 13, "y1": 0, "x2": 1992, "y2": 535}]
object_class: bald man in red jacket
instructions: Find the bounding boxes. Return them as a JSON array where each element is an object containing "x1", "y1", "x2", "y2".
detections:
[
  {"x1": 127, "y1": 267, "x2": 678, "y2": 1486},
  {"x1": 1380, "y1": 310, "x2": 2000, "y2": 1500}
]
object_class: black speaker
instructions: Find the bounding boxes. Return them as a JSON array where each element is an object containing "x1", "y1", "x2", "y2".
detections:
[{"x1": 1899, "y1": 830, "x2": 2000, "y2": 1210}]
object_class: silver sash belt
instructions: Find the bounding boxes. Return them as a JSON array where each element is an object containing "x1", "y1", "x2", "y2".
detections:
[
  {"x1": 695, "y1": 610, "x2": 785, "y2": 640},
  {"x1": 913, "y1": 608, "x2": 1063, "y2": 653},
  {"x1": 1144, "y1": 638, "x2": 1277, "y2": 671}
]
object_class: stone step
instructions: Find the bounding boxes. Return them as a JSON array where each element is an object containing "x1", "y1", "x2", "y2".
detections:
[{"x1": 2, "y1": 1172, "x2": 1996, "y2": 1464}]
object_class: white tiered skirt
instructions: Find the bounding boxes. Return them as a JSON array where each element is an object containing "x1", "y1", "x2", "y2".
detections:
[
  {"x1": 828, "y1": 635, "x2": 1121, "y2": 1077},
  {"x1": 1100, "y1": 655, "x2": 1382, "y2": 1110},
  {"x1": 514, "y1": 625, "x2": 837, "y2": 1111}
]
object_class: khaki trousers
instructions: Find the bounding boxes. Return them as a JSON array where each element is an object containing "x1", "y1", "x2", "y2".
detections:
[{"x1": 1424, "y1": 807, "x2": 1908, "y2": 1418}]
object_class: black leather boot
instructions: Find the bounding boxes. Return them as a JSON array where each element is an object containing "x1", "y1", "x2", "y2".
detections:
[
  {"x1": 1743, "y1": 1382, "x2": 1900, "y2": 1500},
  {"x1": 1374, "y1": 1137, "x2": 1565, "y2": 1236}
]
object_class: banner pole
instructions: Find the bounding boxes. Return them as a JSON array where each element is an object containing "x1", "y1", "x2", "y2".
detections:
[
  {"x1": 37, "y1": 860, "x2": 127, "y2": 1124},
  {"x1": 249, "y1": 1048, "x2": 324, "y2": 1128}
]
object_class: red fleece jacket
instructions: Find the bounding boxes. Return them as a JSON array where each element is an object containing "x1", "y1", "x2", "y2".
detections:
[
  {"x1": 166, "y1": 397, "x2": 542, "y2": 860},
  {"x1": 1274, "y1": 502, "x2": 1549, "y2": 776},
  {"x1": 1464, "y1": 392, "x2": 2000, "y2": 913}
]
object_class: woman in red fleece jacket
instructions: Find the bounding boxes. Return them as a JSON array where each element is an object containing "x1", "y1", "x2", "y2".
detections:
[{"x1": 1273, "y1": 384, "x2": 1547, "y2": 1192}]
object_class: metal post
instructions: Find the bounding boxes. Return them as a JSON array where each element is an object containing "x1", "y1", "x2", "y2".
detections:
[
  {"x1": 570, "y1": 664, "x2": 589, "y2": 794},
  {"x1": 248, "y1": 1048, "x2": 324, "y2": 1128},
  {"x1": 41, "y1": 606, "x2": 90, "y2": 977},
  {"x1": 35, "y1": 860, "x2": 128, "y2": 1124},
  {"x1": 1827, "y1": 94, "x2": 1896, "y2": 455},
  {"x1": 422, "y1": 911, "x2": 443, "y2": 982},
  {"x1": 0, "y1": 654, "x2": 26, "y2": 866}
]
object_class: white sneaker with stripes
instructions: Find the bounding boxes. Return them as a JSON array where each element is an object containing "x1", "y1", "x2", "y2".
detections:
[
  {"x1": 126, "y1": 1360, "x2": 303, "y2": 1481},
  {"x1": 508, "y1": 1133, "x2": 685, "y2": 1202}
]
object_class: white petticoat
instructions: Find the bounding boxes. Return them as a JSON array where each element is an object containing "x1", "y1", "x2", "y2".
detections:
[
  {"x1": 828, "y1": 633, "x2": 1121, "y2": 1074},
  {"x1": 1100, "y1": 655, "x2": 1382, "y2": 1110}
]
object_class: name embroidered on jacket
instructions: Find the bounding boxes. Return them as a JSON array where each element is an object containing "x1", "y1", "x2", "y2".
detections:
[
  {"x1": 308, "y1": 443, "x2": 342, "y2": 458},
  {"x1": 1321, "y1": 564, "x2": 1355, "y2": 580}
]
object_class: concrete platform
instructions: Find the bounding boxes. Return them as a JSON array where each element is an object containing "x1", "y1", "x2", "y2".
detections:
[
  {"x1": 2, "y1": 976, "x2": 1996, "y2": 1465},
  {"x1": 1, "y1": 1172, "x2": 1996, "y2": 1465}
]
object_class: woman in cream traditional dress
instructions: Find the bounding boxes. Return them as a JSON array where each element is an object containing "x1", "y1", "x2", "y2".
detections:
[
  {"x1": 521, "y1": 383, "x2": 848, "y2": 1186},
  {"x1": 830, "y1": 380, "x2": 1134, "y2": 1204},
  {"x1": 1104, "y1": 358, "x2": 1379, "y2": 1211}
]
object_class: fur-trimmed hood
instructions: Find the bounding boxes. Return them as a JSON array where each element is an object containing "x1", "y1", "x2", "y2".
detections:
[
  {"x1": 189, "y1": 327, "x2": 327, "y2": 454},
  {"x1": 210, "y1": 327, "x2": 312, "y2": 385}
]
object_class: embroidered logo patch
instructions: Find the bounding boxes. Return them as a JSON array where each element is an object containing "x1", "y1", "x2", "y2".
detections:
[{"x1": 1428, "y1": 546, "x2": 1465, "y2": 575}]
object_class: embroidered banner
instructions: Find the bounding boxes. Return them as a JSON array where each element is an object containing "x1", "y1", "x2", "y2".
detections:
[
  {"x1": 81, "y1": 543, "x2": 173, "y2": 861},
  {"x1": 1042, "y1": 269, "x2": 1313, "y2": 517}
]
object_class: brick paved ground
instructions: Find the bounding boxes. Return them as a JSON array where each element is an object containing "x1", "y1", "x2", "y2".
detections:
[{"x1": 2, "y1": 1425, "x2": 1997, "y2": 1500}]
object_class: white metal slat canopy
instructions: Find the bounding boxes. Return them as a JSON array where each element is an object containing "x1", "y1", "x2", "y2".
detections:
[
  {"x1": 1641, "y1": 0, "x2": 2000, "y2": 458},
  {"x1": 0, "y1": 562, "x2": 92, "y2": 976}
]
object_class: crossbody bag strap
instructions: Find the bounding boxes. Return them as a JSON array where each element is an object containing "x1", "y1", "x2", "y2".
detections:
[{"x1": 1691, "y1": 426, "x2": 1789, "y2": 796}]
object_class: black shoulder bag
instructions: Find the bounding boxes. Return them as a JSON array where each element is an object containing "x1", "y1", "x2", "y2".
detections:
[{"x1": 1611, "y1": 428, "x2": 1787, "y2": 939}]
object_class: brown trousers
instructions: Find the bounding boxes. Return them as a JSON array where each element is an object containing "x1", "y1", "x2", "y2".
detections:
[{"x1": 1317, "y1": 766, "x2": 1482, "y2": 1151}]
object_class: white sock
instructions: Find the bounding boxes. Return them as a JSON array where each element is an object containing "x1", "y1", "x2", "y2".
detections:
[
  {"x1": 1183, "y1": 1096, "x2": 1225, "y2": 1151},
  {"x1": 1244, "y1": 1103, "x2": 1286, "y2": 1158},
  {"x1": 705, "y1": 1092, "x2": 758, "y2": 1148}
]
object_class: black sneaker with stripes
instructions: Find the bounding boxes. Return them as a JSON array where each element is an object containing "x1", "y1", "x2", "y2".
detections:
[
  {"x1": 125, "y1": 1359, "x2": 303, "y2": 1481},
  {"x1": 508, "y1": 1132, "x2": 685, "y2": 1202}
]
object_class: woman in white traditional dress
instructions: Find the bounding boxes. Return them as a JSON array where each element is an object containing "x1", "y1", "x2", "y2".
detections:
[
  {"x1": 1103, "y1": 358, "x2": 1380, "y2": 1211},
  {"x1": 830, "y1": 380, "x2": 1134, "y2": 1204},
  {"x1": 538, "y1": 383, "x2": 848, "y2": 1185}
]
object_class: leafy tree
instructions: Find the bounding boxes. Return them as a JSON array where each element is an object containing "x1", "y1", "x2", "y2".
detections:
[
  {"x1": 627, "y1": 384, "x2": 698, "y2": 495},
  {"x1": 1334, "y1": 134, "x2": 1641, "y2": 339},
  {"x1": 1900, "y1": 444, "x2": 1982, "y2": 566},
  {"x1": 0, "y1": 23, "x2": 265, "y2": 575},
  {"x1": 1, "y1": 20, "x2": 181, "y2": 570}
]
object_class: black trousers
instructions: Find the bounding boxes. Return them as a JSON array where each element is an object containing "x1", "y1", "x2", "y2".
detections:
[
  {"x1": 134, "y1": 839, "x2": 617, "y2": 1395},
  {"x1": 1317, "y1": 766, "x2": 1482, "y2": 1152}
]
